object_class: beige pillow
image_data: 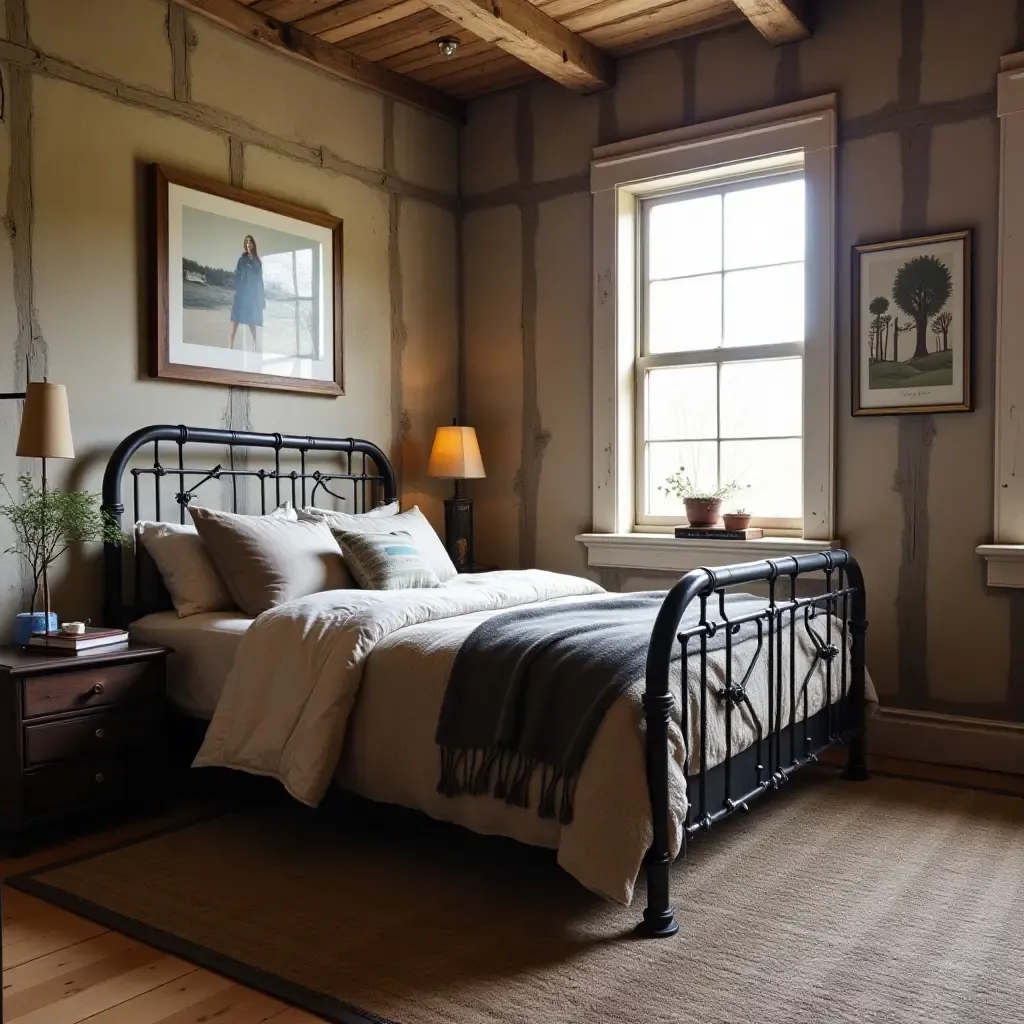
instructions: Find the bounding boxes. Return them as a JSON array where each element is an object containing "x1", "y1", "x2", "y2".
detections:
[
  {"x1": 298, "y1": 505, "x2": 457, "y2": 582},
  {"x1": 189, "y1": 506, "x2": 351, "y2": 616},
  {"x1": 136, "y1": 521, "x2": 234, "y2": 617},
  {"x1": 136, "y1": 504, "x2": 298, "y2": 617}
]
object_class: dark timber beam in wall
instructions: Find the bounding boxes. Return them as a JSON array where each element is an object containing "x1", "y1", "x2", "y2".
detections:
[
  {"x1": 420, "y1": 0, "x2": 614, "y2": 92},
  {"x1": 168, "y1": 0, "x2": 463, "y2": 121},
  {"x1": 731, "y1": 0, "x2": 810, "y2": 44}
]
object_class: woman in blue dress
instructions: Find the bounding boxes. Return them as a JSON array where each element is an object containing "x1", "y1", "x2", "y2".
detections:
[{"x1": 229, "y1": 235, "x2": 265, "y2": 350}]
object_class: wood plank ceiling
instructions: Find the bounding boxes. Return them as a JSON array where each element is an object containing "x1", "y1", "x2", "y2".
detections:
[{"x1": 179, "y1": 0, "x2": 811, "y2": 117}]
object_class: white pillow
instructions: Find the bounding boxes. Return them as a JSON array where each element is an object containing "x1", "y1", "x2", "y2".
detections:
[
  {"x1": 137, "y1": 521, "x2": 234, "y2": 617},
  {"x1": 136, "y1": 504, "x2": 298, "y2": 618},
  {"x1": 298, "y1": 505, "x2": 457, "y2": 582},
  {"x1": 302, "y1": 501, "x2": 398, "y2": 519}
]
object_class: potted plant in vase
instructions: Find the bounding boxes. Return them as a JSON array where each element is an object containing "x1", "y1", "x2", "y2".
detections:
[
  {"x1": 722, "y1": 509, "x2": 752, "y2": 532},
  {"x1": 659, "y1": 467, "x2": 744, "y2": 528},
  {"x1": 0, "y1": 474, "x2": 124, "y2": 645}
]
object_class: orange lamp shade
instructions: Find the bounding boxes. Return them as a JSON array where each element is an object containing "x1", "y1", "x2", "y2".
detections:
[{"x1": 428, "y1": 426, "x2": 485, "y2": 480}]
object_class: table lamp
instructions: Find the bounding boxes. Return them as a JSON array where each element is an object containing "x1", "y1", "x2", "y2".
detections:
[
  {"x1": 428, "y1": 422, "x2": 485, "y2": 572},
  {"x1": 15, "y1": 380, "x2": 75, "y2": 635}
]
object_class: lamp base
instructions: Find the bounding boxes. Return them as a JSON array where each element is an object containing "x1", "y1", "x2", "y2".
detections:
[{"x1": 443, "y1": 496, "x2": 474, "y2": 573}]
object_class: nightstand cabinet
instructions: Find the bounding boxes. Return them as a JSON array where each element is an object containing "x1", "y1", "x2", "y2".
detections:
[{"x1": 0, "y1": 644, "x2": 168, "y2": 849}]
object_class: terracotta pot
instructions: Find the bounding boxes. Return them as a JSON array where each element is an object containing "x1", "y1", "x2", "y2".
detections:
[
  {"x1": 684, "y1": 497, "x2": 721, "y2": 528},
  {"x1": 722, "y1": 513, "x2": 752, "y2": 531}
]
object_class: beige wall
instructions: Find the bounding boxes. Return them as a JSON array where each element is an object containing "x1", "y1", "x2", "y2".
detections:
[
  {"x1": 460, "y1": 0, "x2": 1024, "y2": 718},
  {"x1": 0, "y1": 0, "x2": 458, "y2": 633}
]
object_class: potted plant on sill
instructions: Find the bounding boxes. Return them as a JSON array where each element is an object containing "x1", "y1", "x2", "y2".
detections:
[
  {"x1": 722, "y1": 509, "x2": 752, "y2": 532},
  {"x1": 0, "y1": 474, "x2": 124, "y2": 644},
  {"x1": 659, "y1": 467, "x2": 744, "y2": 528}
]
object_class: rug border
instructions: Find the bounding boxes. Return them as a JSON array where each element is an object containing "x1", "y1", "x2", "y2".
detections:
[{"x1": 5, "y1": 815, "x2": 399, "y2": 1024}]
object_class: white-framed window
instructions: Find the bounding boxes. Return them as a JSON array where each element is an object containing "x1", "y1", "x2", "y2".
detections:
[
  {"x1": 581, "y1": 96, "x2": 838, "y2": 570},
  {"x1": 978, "y1": 53, "x2": 1024, "y2": 587},
  {"x1": 636, "y1": 171, "x2": 805, "y2": 531}
]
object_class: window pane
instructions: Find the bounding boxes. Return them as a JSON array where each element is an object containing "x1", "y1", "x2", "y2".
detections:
[
  {"x1": 720, "y1": 439, "x2": 802, "y2": 518},
  {"x1": 724, "y1": 179, "x2": 804, "y2": 270},
  {"x1": 648, "y1": 194, "x2": 722, "y2": 280},
  {"x1": 647, "y1": 441, "x2": 717, "y2": 517},
  {"x1": 719, "y1": 358, "x2": 802, "y2": 439},
  {"x1": 647, "y1": 365, "x2": 717, "y2": 440},
  {"x1": 648, "y1": 275, "x2": 722, "y2": 354},
  {"x1": 723, "y1": 263, "x2": 803, "y2": 347}
]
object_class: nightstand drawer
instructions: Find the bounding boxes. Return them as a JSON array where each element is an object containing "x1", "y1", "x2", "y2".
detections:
[
  {"x1": 23, "y1": 710, "x2": 159, "y2": 767},
  {"x1": 23, "y1": 760, "x2": 129, "y2": 820},
  {"x1": 22, "y1": 661, "x2": 159, "y2": 719}
]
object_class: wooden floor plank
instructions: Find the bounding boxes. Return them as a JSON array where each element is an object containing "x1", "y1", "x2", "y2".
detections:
[
  {"x1": 4, "y1": 915, "x2": 109, "y2": 969},
  {"x1": 80, "y1": 968, "x2": 238, "y2": 1023},
  {"x1": 3, "y1": 945, "x2": 164, "y2": 1020},
  {"x1": 3, "y1": 931, "x2": 138, "y2": 995},
  {"x1": 154, "y1": 984, "x2": 296, "y2": 1023},
  {"x1": 8, "y1": 954, "x2": 196, "y2": 1023},
  {"x1": 268, "y1": 1007, "x2": 333, "y2": 1022}
]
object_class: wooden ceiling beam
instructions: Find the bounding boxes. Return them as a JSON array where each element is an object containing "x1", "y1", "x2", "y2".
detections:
[
  {"x1": 418, "y1": 0, "x2": 614, "y2": 91},
  {"x1": 730, "y1": 0, "x2": 810, "y2": 44},
  {"x1": 168, "y1": 0, "x2": 462, "y2": 120}
]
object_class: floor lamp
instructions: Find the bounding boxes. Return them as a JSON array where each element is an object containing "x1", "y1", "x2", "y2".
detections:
[{"x1": 12, "y1": 381, "x2": 76, "y2": 635}]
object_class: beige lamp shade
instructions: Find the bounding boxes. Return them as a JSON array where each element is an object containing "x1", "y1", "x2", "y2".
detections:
[
  {"x1": 16, "y1": 381, "x2": 75, "y2": 460},
  {"x1": 428, "y1": 425, "x2": 485, "y2": 480}
]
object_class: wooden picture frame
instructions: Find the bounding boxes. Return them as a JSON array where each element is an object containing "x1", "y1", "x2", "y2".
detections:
[
  {"x1": 151, "y1": 164, "x2": 343, "y2": 396},
  {"x1": 852, "y1": 230, "x2": 972, "y2": 416}
]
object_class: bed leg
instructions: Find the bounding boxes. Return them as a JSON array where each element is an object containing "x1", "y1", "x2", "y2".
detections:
[
  {"x1": 637, "y1": 689, "x2": 679, "y2": 938},
  {"x1": 842, "y1": 613, "x2": 870, "y2": 782},
  {"x1": 637, "y1": 852, "x2": 679, "y2": 938}
]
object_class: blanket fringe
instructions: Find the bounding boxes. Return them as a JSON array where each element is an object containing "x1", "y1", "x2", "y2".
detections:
[{"x1": 437, "y1": 746, "x2": 577, "y2": 823}]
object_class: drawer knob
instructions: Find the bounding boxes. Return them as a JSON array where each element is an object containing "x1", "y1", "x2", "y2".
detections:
[
  {"x1": 95, "y1": 772, "x2": 106, "y2": 784},
  {"x1": 94, "y1": 727, "x2": 106, "y2": 740},
  {"x1": 91, "y1": 683, "x2": 104, "y2": 696}
]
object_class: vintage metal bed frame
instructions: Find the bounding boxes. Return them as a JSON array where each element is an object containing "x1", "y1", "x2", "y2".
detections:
[{"x1": 102, "y1": 424, "x2": 869, "y2": 940}]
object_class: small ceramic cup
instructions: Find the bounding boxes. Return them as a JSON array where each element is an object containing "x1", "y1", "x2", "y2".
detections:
[{"x1": 60, "y1": 621, "x2": 86, "y2": 636}]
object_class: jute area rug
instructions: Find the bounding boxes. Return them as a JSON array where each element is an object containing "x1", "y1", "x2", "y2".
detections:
[{"x1": 9, "y1": 772, "x2": 1024, "y2": 1024}]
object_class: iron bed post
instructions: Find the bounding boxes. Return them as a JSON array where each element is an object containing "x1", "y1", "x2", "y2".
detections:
[{"x1": 841, "y1": 554, "x2": 870, "y2": 782}]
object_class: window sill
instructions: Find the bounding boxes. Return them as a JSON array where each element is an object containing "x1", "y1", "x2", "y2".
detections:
[
  {"x1": 576, "y1": 532, "x2": 840, "y2": 575},
  {"x1": 976, "y1": 544, "x2": 1024, "y2": 588}
]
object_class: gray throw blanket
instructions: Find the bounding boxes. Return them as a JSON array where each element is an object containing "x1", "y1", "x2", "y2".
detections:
[{"x1": 436, "y1": 591, "x2": 766, "y2": 824}]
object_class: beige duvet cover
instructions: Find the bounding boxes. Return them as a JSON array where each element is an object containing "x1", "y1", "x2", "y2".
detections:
[{"x1": 195, "y1": 570, "x2": 872, "y2": 904}]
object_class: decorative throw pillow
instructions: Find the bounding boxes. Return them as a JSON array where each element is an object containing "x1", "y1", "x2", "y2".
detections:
[
  {"x1": 298, "y1": 505, "x2": 457, "y2": 582},
  {"x1": 189, "y1": 506, "x2": 352, "y2": 616},
  {"x1": 136, "y1": 521, "x2": 235, "y2": 618},
  {"x1": 334, "y1": 529, "x2": 440, "y2": 590}
]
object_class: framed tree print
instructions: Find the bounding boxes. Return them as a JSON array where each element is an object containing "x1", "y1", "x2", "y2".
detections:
[
  {"x1": 852, "y1": 230, "x2": 971, "y2": 415},
  {"x1": 152, "y1": 164, "x2": 343, "y2": 396}
]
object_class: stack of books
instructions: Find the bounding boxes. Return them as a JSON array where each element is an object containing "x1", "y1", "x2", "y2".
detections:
[
  {"x1": 28, "y1": 626, "x2": 130, "y2": 654},
  {"x1": 674, "y1": 526, "x2": 764, "y2": 540}
]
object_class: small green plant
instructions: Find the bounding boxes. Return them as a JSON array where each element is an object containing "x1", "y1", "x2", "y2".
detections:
[
  {"x1": 659, "y1": 467, "x2": 745, "y2": 503},
  {"x1": 0, "y1": 474, "x2": 124, "y2": 614}
]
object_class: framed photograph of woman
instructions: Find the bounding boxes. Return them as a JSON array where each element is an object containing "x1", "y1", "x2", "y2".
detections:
[
  {"x1": 852, "y1": 230, "x2": 971, "y2": 416},
  {"x1": 151, "y1": 164, "x2": 343, "y2": 396}
]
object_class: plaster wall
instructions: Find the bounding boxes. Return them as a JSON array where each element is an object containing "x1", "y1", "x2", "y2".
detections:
[
  {"x1": 0, "y1": 0, "x2": 459, "y2": 632},
  {"x1": 460, "y1": 0, "x2": 1023, "y2": 717}
]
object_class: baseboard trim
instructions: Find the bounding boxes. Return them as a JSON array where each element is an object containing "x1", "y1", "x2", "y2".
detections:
[{"x1": 869, "y1": 706, "x2": 1024, "y2": 776}]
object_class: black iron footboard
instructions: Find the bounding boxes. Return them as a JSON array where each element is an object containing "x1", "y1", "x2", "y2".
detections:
[{"x1": 638, "y1": 550, "x2": 868, "y2": 938}]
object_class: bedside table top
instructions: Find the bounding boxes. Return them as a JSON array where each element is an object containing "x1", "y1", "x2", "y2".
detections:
[{"x1": 0, "y1": 643, "x2": 169, "y2": 677}]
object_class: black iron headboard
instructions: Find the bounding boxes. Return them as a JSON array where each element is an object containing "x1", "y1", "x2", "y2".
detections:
[{"x1": 101, "y1": 424, "x2": 397, "y2": 626}]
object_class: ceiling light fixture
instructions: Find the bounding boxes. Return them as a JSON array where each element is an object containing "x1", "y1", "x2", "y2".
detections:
[{"x1": 437, "y1": 37, "x2": 459, "y2": 58}]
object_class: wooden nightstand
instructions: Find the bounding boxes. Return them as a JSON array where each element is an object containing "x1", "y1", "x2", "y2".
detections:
[{"x1": 0, "y1": 643, "x2": 169, "y2": 851}]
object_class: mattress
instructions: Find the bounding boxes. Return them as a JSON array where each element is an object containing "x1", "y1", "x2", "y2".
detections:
[{"x1": 130, "y1": 611, "x2": 252, "y2": 718}]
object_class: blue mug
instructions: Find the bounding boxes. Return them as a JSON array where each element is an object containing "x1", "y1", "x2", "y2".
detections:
[{"x1": 14, "y1": 612, "x2": 59, "y2": 646}]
